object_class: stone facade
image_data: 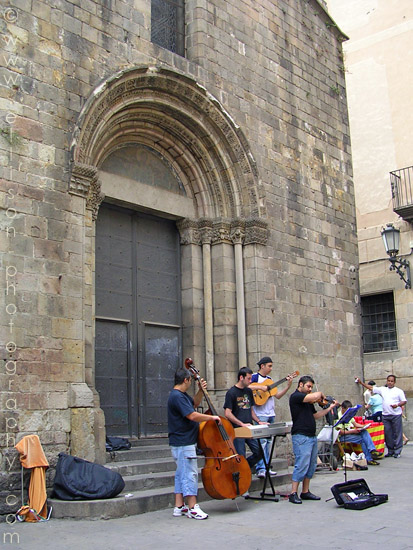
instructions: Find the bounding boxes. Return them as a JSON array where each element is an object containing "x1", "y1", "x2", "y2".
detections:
[{"x1": 1, "y1": 0, "x2": 361, "y2": 518}]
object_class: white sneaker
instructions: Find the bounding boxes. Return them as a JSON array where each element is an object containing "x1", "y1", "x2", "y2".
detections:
[
  {"x1": 187, "y1": 503, "x2": 208, "y2": 520},
  {"x1": 269, "y1": 470, "x2": 277, "y2": 476},
  {"x1": 173, "y1": 504, "x2": 189, "y2": 517},
  {"x1": 256, "y1": 470, "x2": 266, "y2": 478}
]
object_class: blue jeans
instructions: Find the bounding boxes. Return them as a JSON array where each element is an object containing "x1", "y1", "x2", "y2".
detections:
[
  {"x1": 233, "y1": 436, "x2": 262, "y2": 469},
  {"x1": 255, "y1": 416, "x2": 275, "y2": 473},
  {"x1": 171, "y1": 444, "x2": 198, "y2": 497},
  {"x1": 339, "y1": 430, "x2": 377, "y2": 461},
  {"x1": 291, "y1": 434, "x2": 318, "y2": 482}
]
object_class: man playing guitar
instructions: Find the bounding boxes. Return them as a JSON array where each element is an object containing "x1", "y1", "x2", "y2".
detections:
[{"x1": 251, "y1": 356, "x2": 295, "y2": 478}]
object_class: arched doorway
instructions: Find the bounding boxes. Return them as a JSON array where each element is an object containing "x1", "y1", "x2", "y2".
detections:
[{"x1": 69, "y1": 66, "x2": 268, "y2": 443}]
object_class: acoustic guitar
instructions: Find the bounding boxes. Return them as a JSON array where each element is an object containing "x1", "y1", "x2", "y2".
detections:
[{"x1": 250, "y1": 370, "x2": 299, "y2": 406}]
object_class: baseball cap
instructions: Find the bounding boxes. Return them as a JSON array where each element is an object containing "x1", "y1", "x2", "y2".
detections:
[{"x1": 257, "y1": 356, "x2": 273, "y2": 365}]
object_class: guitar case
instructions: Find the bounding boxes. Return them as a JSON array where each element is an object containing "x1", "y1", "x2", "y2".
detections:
[{"x1": 330, "y1": 478, "x2": 388, "y2": 510}]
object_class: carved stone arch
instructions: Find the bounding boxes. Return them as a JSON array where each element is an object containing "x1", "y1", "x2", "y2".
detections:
[{"x1": 69, "y1": 65, "x2": 266, "y2": 220}]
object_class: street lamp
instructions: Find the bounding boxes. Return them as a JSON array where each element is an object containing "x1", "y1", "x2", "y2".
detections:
[{"x1": 381, "y1": 223, "x2": 411, "y2": 289}]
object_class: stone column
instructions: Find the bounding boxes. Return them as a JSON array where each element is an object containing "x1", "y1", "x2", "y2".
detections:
[
  {"x1": 212, "y1": 220, "x2": 237, "y2": 388},
  {"x1": 231, "y1": 220, "x2": 247, "y2": 368},
  {"x1": 177, "y1": 219, "x2": 205, "y2": 374},
  {"x1": 243, "y1": 218, "x2": 269, "y2": 363},
  {"x1": 199, "y1": 220, "x2": 215, "y2": 388},
  {"x1": 69, "y1": 162, "x2": 106, "y2": 463}
]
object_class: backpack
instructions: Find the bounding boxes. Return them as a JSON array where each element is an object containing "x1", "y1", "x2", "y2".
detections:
[{"x1": 52, "y1": 453, "x2": 125, "y2": 500}]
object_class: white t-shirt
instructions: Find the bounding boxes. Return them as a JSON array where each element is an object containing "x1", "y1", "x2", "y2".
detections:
[
  {"x1": 373, "y1": 385, "x2": 406, "y2": 416},
  {"x1": 251, "y1": 372, "x2": 275, "y2": 418}
]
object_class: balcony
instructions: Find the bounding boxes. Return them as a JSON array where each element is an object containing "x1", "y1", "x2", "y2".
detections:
[{"x1": 390, "y1": 165, "x2": 413, "y2": 221}]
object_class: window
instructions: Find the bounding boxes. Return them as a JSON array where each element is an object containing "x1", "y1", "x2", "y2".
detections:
[
  {"x1": 151, "y1": 0, "x2": 185, "y2": 56},
  {"x1": 361, "y1": 292, "x2": 397, "y2": 353}
]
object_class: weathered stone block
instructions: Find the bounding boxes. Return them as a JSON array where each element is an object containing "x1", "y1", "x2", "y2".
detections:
[
  {"x1": 68, "y1": 383, "x2": 94, "y2": 408},
  {"x1": 70, "y1": 407, "x2": 96, "y2": 462}
]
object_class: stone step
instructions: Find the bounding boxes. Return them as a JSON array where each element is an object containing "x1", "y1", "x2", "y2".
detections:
[
  {"x1": 122, "y1": 470, "x2": 176, "y2": 491},
  {"x1": 118, "y1": 457, "x2": 289, "y2": 491},
  {"x1": 105, "y1": 444, "x2": 172, "y2": 462},
  {"x1": 106, "y1": 455, "x2": 288, "y2": 477},
  {"x1": 106, "y1": 456, "x2": 178, "y2": 476},
  {"x1": 49, "y1": 471, "x2": 292, "y2": 520},
  {"x1": 107, "y1": 436, "x2": 169, "y2": 448}
]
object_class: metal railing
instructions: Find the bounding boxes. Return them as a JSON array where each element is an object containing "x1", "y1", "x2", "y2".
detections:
[{"x1": 390, "y1": 165, "x2": 413, "y2": 219}]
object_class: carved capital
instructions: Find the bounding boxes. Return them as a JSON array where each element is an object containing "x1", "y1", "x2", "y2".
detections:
[
  {"x1": 244, "y1": 218, "x2": 269, "y2": 245},
  {"x1": 212, "y1": 220, "x2": 232, "y2": 245},
  {"x1": 198, "y1": 218, "x2": 214, "y2": 245},
  {"x1": 230, "y1": 219, "x2": 245, "y2": 245},
  {"x1": 177, "y1": 219, "x2": 201, "y2": 245},
  {"x1": 86, "y1": 179, "x2": 105, "y2": 221},
  {"x1": 69, "y1": 162, "x2": 98, "y2": 197}
]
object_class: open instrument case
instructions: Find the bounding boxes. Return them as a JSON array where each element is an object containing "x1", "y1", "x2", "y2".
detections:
[{"x1": 330, "y1": 478, "x2": 388, "y2": 510}]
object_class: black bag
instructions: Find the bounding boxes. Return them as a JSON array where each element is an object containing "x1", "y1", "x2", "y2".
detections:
[
  {"x1": 52, "y1": 453, "x2": 125, "y2": 500},
  {"x1": 331, "y1": 478, "x2": 388, "y2": 510},
  {"x1": 105, "y1": 436, "x2": 131, "y2": 452}
]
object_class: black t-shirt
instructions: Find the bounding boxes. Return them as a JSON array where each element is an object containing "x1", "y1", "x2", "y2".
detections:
[
  {"x1": 223, "y1": 385, "x2": 254, "y2": 426},
  {"x1": 289, "y1": 389, "x2": 316, "y2": 436},
  {"x1": 167, "y1": 389, "x2": 199, "y2": 446}
]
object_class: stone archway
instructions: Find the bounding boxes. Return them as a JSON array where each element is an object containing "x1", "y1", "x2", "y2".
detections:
[
  {"x1": 69, "y1": 66, "x2": 268, "y2": 436},
  {"x1": 69, "y1": 65, "x2": 265, "y2": 220}
]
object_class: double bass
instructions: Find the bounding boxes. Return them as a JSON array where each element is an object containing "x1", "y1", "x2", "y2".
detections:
[{"x1": 184, "y1": 358, "x2": 251, "y2": 500}]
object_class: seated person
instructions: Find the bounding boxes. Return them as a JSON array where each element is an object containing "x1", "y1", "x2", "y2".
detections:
[
  {"x1": 336, "y1": 400, "x2": 382, "y2": 466},
  {"x1": 364, "y1": 381, "x2": 383, "y2": 422}
]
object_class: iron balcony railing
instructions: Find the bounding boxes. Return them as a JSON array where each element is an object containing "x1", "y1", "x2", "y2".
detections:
[{"x1": 390, "y1": 165, "x2": 413, "y2": 220}]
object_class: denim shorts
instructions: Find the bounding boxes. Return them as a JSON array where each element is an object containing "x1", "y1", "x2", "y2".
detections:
[
  {"x1": 291, "y1": 434, "x2": 318, "y2": 482},
  {"x1": 171, "y1": 444, "x2": 198, "y2": 497}
]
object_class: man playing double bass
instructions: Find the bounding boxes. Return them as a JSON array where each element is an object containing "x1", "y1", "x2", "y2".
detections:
[{"x1": 168, "y1": 367, "x2": 221, "y2": 520}]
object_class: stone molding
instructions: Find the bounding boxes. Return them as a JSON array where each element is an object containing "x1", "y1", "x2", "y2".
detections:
[
  {"x1": 244, "y1": 217, "x2": 269, "y2": 245},
  {"x1": 69, "y1": 162, "x2": 98, "y2": 197},
  {"x1": 86, "y1": 179, "x2": 105, "y2": 221},
  {"x1": 69, "y1": 162, "x2": 105, "y2": 220},
  {"x1": 177, "y1": 218, "x2": 268, "y2": 246}
]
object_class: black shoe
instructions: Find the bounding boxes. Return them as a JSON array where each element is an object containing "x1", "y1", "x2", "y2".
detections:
[
  {"x1": 367, "y1": 460, "x2": 380, "y2": 466},
  {"x1": 385, "y1": 453, "x2": 394, "y2": 457},
  {"x1": 393, "y1": 453, "x2": 401, "y2": 459},
  {"x1": 289, "y1": 492, "x2": 302, "y2": 504},
  {"x1": 300, "y1": 491, "x2": 321, "y2": 501},
  {"x1": 371, "y1": 451, "x2": 382, "y2": 459}
]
